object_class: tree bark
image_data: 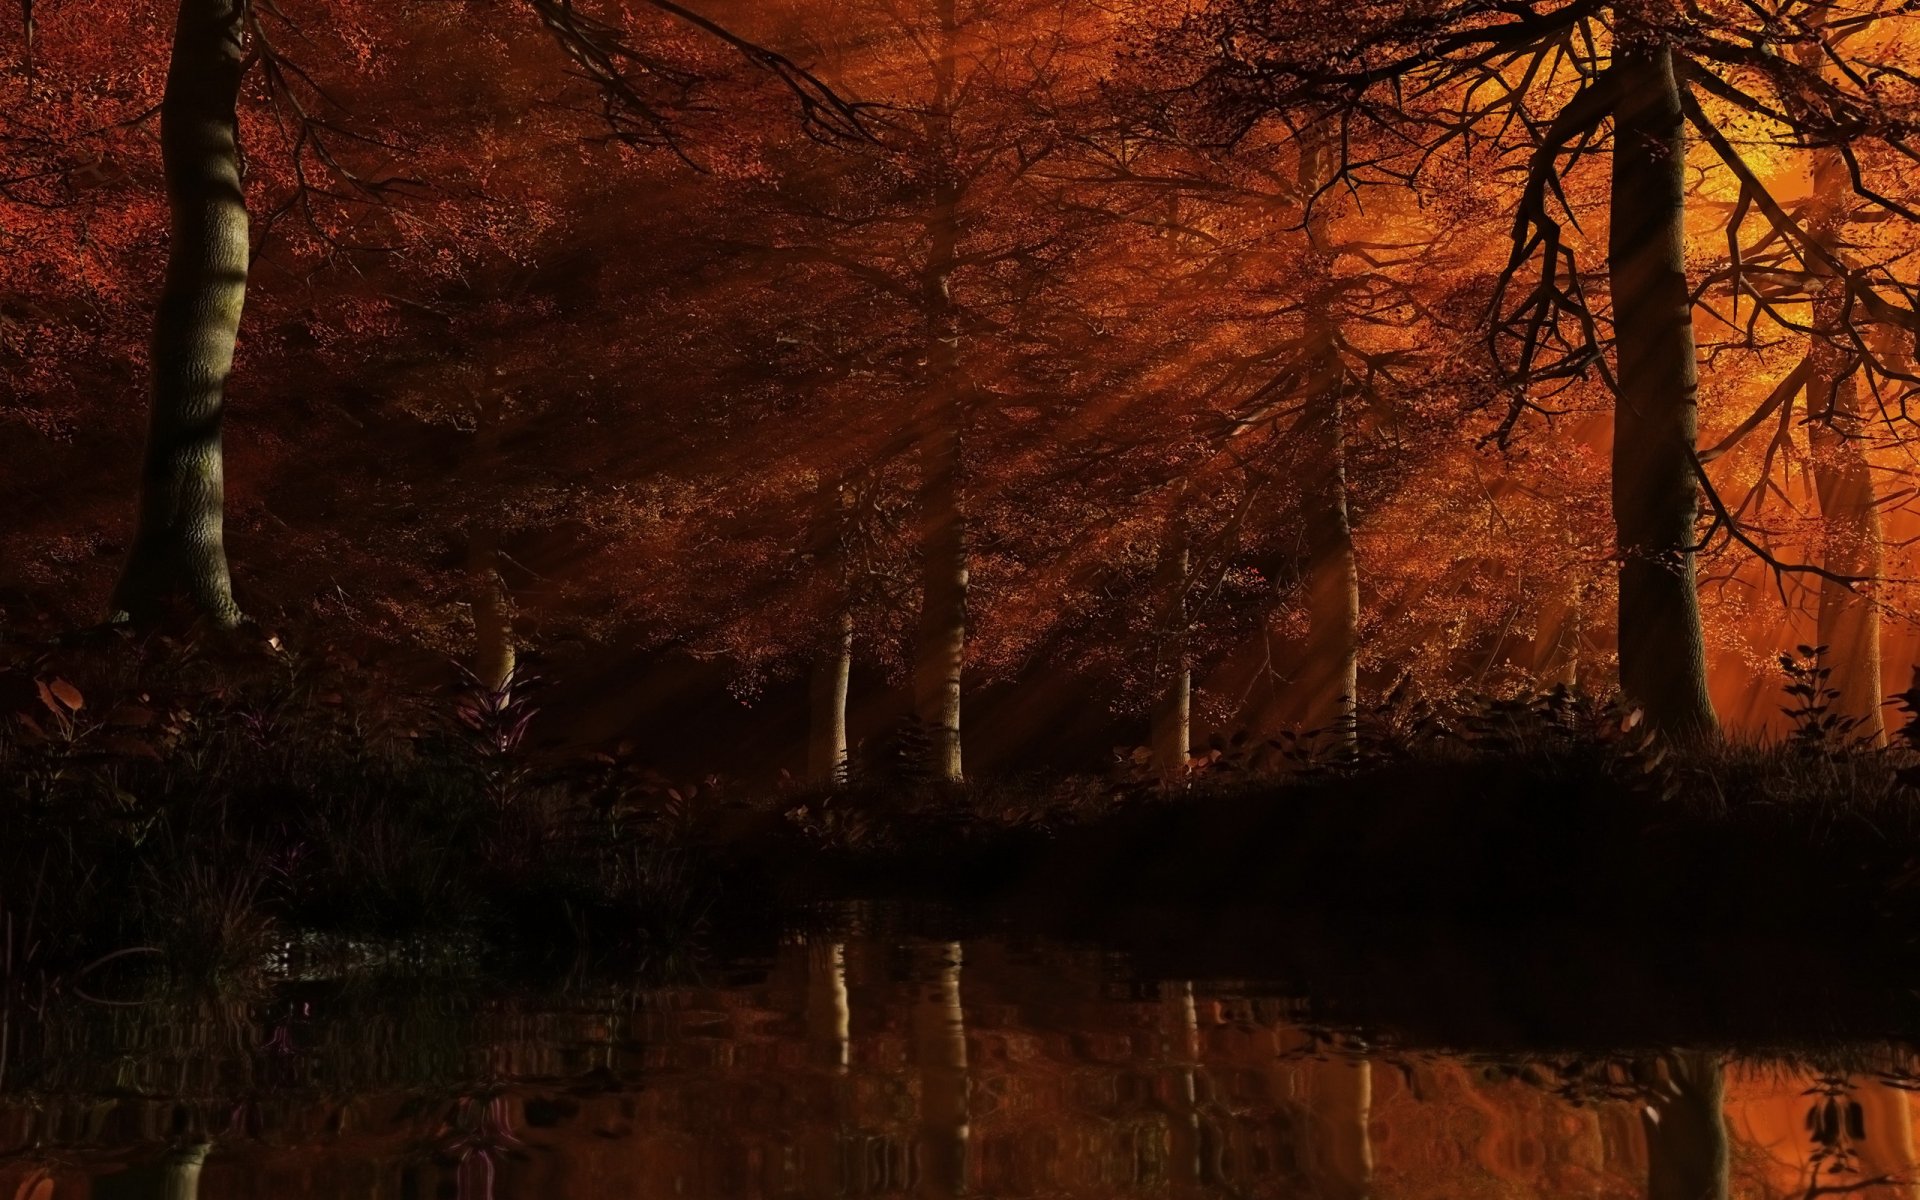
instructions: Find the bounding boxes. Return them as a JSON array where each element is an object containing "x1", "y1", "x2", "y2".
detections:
[
  {"x1": 1297, "y1": 117, "x2": 1359, "y2": 746},
  {"x1": 1800, "y1": 30, "x2": 1886, "y2": 745},
  {"x1": 1150, "y1": 505, "x2": 1191, "y2": 776},
  {"x1": 810, "y1": 607, "x2": 854, "y2": 784},
  {"x1": 913, "y1": 0, "x2": 966, "y2": 783},
  {"x1": 1608, "y1": 32, "x2": 1717, "y2": 741},
  {"x1": 111, "y1": 0, "x2": 249, "y2": 628}
]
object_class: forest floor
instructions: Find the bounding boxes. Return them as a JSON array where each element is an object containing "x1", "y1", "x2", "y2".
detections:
[{"x1": 5, "y1": 632, "x2": 1920, "y2": 1048}]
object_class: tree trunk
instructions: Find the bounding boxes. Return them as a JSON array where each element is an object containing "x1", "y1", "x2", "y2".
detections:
[
  {"x1": 1809, "y1": 378, "x2": 1885, "y2": 742},
  {"x1": 1298, "y1": 117, "x2": 1359, "y2": 746},
  {"x1": 810, "y1": 607, "x2": 854, "y2": 784},
  {"x1": 1608, "y1": 33, "x2": 1717, "y2": 741},
  {"x1": 1801, "y1": 31, "x2": 1886, "y2": 745},
  {"x1": 467, "y1": 529, "x2": 515, "y2": 695},
  {"x1": 110, "y1": 0, "x2": 249, "y2": 628},
  {"x1": 1642, "y1": 1053, "x2": 1728, "y2": 1200},
  {"x1": 1531, "y1": 575, "x2": 1582, "y2": 689},
  {"x1": 913, "y1": 0, "x2": 966, "y2": 784},
  {"x1": 1150, "y1": 506, "x2": 1191, "y2": 776},
  {"x1": 466, "y1": 394, "x2": 514, "y2": 695}
]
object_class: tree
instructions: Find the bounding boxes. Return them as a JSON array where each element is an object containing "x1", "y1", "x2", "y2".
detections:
[
  {"x1": 107, "y1": 0, "x2": 249, "y2": 628},
  {"x1": 1155, "y1": 0, "x2": 1920, "y2": 740},
  {"x1": 24, "y1": 0, "x2": 865, "y2": 630}
]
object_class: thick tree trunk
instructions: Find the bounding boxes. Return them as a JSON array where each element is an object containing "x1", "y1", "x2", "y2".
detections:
[
  {"x1": 1150, "y1": 508, "x2": 1191, "y2": 775},
  {"x1": 1298, "y1": 119, "x2": 1359, "y2": 746},
  {"x1": 1642, "y1": 1054, "x2": 1728, "y2": 1200},
  {"x1": 810, "y1": 607, "x2": 854, "y2": 784},
  {"x1": 1801, "y1": 31, "x2": 1886, "y2": 744},
  {"x1": 467, "y1": 530, "x2": 515, "y2": 695},
  {"x1": 111, "y1": 0, "x2": 248, "y2": 628},
  {"x1": 913, "y1": 0, "x2": 966, "y2": 783},
  {"x1": 1608, "y1": 34, "x2": 1717, "y2": 741}
]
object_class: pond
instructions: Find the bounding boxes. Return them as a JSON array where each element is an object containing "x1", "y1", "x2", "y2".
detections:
[{"x1": 1, "y1": 922, "x2": 1914, "y2": 1199}]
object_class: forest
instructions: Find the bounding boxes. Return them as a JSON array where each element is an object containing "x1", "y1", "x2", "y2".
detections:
[
  {"x1": 7, "y1": 0, "x2": 1920, "y2": 903},
  {"x1": 17, "y1": 1, "x2": 1920, "y2": 1197}
]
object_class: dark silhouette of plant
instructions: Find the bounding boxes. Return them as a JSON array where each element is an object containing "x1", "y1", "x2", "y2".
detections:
[{"x1": 1780, "y1": 644, "x2": 1865, "y2": 753}]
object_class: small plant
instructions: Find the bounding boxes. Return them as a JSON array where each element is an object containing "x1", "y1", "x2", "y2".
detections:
[
  {"x1": 452, "y1": 665, "x2": 540, "y2": 811},
  {"x1": 1780, "y1": 645, "x2": 1864, "y2": 753}
]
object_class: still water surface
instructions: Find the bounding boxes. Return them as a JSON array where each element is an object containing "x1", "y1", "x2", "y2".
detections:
[{"x1": 2, "y1": 932, "x2": 1916, "y2": 1198}]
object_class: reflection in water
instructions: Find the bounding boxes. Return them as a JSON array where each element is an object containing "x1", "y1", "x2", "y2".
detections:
[
  {"x1": 2, "y1": 934, "x2": 1919, "y2": 1198},
  {"x1": 913, "y1": 942, "x2": 971, "y2": 1198},
  {"x1": 808, "y1": 940, "x2": 852, "y2": 1071},
  {"x1": 1643, "y1": 1053, "x2": 1728, "y2": 1200}
]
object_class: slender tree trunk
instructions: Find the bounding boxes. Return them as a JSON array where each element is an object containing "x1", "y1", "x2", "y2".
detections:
[
  {"x1": 468, "y1": 529, "x2": 515, "y2": 695},
  {"x1": 1642, "y1": 1053, "x2": 1728, "y2": 1200},
  {"x1": 1150, "y1": 505, "x2": 1191, "y2": 776},
  {"x1": 1809, "y1": 380, "x2": 1884, "y2": 741},
  {"x1": 1531, "y1": 575, "x2": 1582, "y2": 689},
  {"x1": 467, "y1": 393, "x2": 514, "y2": 695},
  {"x1": 110, "y1": 0, "x2": 248, "y2": 628},
  {"x1": 912, "y1": 942, "x2": 969, "y2": 1198},
  {"x1": 1297, "y1": 117, "x2": 1359, "y2": 746},
  {"x1": 1800, "y1": 31, "x2": 1886, "y2": 744},
  {"x1": 810, "y1": 607, "x2": 854, "y2": 784},
  {"x1": 1608, "y1": 32, "x2": 1717, "y2": 741},
  {"x1": 913, "y1": 0, "x2": 966, "y2": 783}
]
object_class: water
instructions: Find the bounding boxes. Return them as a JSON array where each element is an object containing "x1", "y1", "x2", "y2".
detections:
[{"x1": 2, "y1": 930, "x2": 1917, "y2": 1198}]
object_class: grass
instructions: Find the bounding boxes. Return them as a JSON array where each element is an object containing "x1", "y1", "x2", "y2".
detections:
[{"x1": 8, "y1": 624, "x2": 1920, "y2": 1030}]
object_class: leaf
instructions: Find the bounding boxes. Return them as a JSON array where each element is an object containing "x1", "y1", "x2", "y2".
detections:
[
  {"x1": 46, "y1": 678, "x2": 83, "y2": 712},
  {"x1": 106, "y1": 705, "x2": 154, "y2": 727}
]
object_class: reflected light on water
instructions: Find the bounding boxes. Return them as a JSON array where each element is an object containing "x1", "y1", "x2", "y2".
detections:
[{"x1": 2, "y1": 934, "x2": 1919, "y2": 1198}]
